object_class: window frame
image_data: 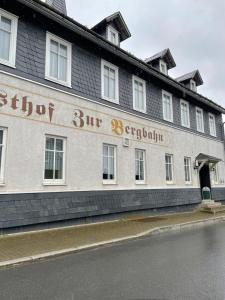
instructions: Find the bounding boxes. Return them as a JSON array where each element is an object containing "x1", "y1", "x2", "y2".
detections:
[
  {"x1": 132, "y1": 75, "x2": 147, "y2": 113},
  {"x1": 107, "y1": 25, "x2": 119, "y2": 46},
  {"x1": 102, "y1": 143, "x2": 117, "y2": 185},
  {"x1": 196, "y1": 107, "x2": 204, "y2": 133},
  {"x1": 162, "y1": 90, "x2": 173, "y2": 123},
  {"x1": 0, "y1": 128, "x2": 7, "y2": 184},
  {"x1": 101, "y1": 59, "x2": 119, "y2": 104},
  {"x1": 184, "y1": 156, "x2": 192, "y2": 184},
  {"x1": 165, "y1": 153, "x2": 174, "y2": 184},
  {"x1": 135, "y1": 148, "x2": 146, "y2": 184},
  {"x1": 43, "y1": 135, "x2": 66, "y2": 185},
  {"x1": 211, "y1": 163, "x2": 219, "y2": 185},
  {"x1": 0, "y1": 8, "x2": 18, "y2": 68},
  {"x1": 190, "y1": 79, "x2": 196, "y2": 92},
  {"x1": 209, "y1": 113, "x2": 216, "y2": 137},
  {"x1": 45, "y1": 32, "x2": 72, "y2": 88},
  {"x1": 180, "y1": 99, "x2": 190, "y2": 128},
  {"x1": 159, "y1": 60, "x2": 168, "y2": 75}
]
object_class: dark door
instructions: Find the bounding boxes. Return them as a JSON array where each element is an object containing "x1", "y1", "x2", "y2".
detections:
[{"x1": 199, "y1": 164, "x2": 211, "y2": 196}]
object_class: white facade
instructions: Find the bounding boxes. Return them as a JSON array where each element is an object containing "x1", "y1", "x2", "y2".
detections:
[{"x1": 0, "y1": 72, "x2": 224, "y2": 194}]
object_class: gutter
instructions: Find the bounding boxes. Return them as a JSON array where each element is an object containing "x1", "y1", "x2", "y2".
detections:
[{"x1": 14, "y1": 0, "x2": 225, "y2": 114}]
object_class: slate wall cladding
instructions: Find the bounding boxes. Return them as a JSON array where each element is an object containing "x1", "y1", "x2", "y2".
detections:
[
  {"x1": 0, "y1": 2, "x2": 224, "y2": 142},
  {"x1": 212, "y1": 188, "x2": 225, "y2": 202},
  {"x1": 0, "y1": 188, "x2": 204, "y2": 228}
]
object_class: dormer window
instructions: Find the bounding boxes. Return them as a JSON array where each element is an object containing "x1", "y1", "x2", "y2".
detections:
[
  {"x1": 190, "y1": 79, "x2": 196, "y2": 92},
  {"x1": 107, "y1": 25, "x2": 119, "y2": 45},
  {"x1": 160, "y1": 60, "x2": 167, "y2": 75}
]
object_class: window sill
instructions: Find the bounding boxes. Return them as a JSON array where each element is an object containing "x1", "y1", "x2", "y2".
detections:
[
  {"x1": 133, "y1": 107, "x2": 146, "y2": 114},
  {"x1": 101, "y1": 96, "x2": 119, "y2": 104},
  {"x1": 45, "y1": 76, "x2": 72, "y2": 88},
  {"x1": 0, "y1": 59, "x2": 16, "y2": 69},
  {"x1": 166, "y1": 181, "x2": 175, "y2": 185},
  {"x1": 185, "y1": 182, "x2": 193, "y2": 185},
  {"x1": 135, "y1": 181, "x2": 146, "y2": 185},
  {"x1": 197, "y1": 129, "x2": 204, "y2": 134},
  {"x1": 0, "y1": 182, "x2": 5, "y2": 186},
  {"x1": 163, "y1": 118, "x2": 173, "y2": 123},
  {"x1": 181, "y1": 124, "x2": 190, "y2": 129},
  {"x1": 43, "y1": 182, "x2": 67, "y2": 186},
  {"x1": 102, "y1": 180, "x2": 117, "y2": 185}
]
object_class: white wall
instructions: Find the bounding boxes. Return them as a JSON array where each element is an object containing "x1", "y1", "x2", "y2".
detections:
[{"x1": 0, "y1": 72, "x2": 224, "y2": 193}]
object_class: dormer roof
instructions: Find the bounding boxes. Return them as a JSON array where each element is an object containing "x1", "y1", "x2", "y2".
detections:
[
  {"x1": 145, "y1": 48, "x2": 176, "y2": 70},
  {"x1": 176, "y1": 70, "x2": 203, "y2": 86},
  {"x1": 44, "y1": 0, "x2": 67, "y2": 15},
  {"x1": 91, "y1": 12, "x2": 131, "y2": 42}
]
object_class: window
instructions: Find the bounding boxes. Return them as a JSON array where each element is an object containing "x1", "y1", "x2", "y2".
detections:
[
  {"x1": 45, "y1": 32, "x2": 72, "y2": 87},
  {"x1": 103, "y1": 144, "x2": 116, "y2": 183},
  {"x1": 211, "y1": 164, "x2": 219, "y2": 185},
  {"x1": 0, "y1": 129, "x2": 6, "y2": 183},
  {"x1": 0, "y1": 9, "x2": 18, "y2": 67},
  {"x1": 184, "y1": 157, "x2": 192, "y2": 183},
  {"x1": 162, "y1": 91, "x2": 173, "y2": 122},
  {"x1": 160, "y1": 60, "x2": 167, "y2": 75},
  {"x1": 44, "y1": 136, "x2": 66, "y2": 184},
  {"x1": 196, "y1": 107, "x2": 204, "y2": 133},
  {"x1": 190, "y1": 79, "x2": 196, "y2": 92},
  {"x1": 107, "y1": 25, "x2": 119, "y2": 46},
  {"x1": 135, "y1": 149, "x2": 145, "y2": 183},
  {"x1": 165, "y1": 154, "x2": 173, "y2": 183},
  {"x1": 209, "y1": 113, "x2": 216, "y2": 137},
  {"x1": 132, "y1": 75, "x2": 146, "y2": 113},
  {"x1": 101, "y1": 60, "x2": 119, "y2": 103},
  {"x1": 180, "y1": 100, "x2": 190, "y2": 128}
]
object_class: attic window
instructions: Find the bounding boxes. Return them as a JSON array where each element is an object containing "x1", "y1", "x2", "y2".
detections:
[
  {"x1": 190, "y1": 79, "x2": 196, "y2": 92},
  {"x1": 107, "y1": 25, "x2": 119, "y2": 46},
  {"x1": 160, "y1": 60, "x2": 167, "y2": 75}
]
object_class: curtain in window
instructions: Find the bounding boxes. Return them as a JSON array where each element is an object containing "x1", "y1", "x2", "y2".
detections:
[{"x1": 50, "y1": 40, "x2": 67, "y2": 82}]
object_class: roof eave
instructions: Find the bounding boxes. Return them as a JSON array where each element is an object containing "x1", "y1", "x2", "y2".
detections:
[{"x1": 15, "y1": 0, "x2": 225, "y2": 114}]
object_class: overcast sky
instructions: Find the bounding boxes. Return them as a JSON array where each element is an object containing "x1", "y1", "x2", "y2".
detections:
[{"x1": 67, "y1": 0, "x2": 225, "y2": 110}]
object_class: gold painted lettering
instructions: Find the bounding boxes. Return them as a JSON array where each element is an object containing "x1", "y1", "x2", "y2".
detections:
[{"x1": 111, "y1": 119, "x2": 124, "y2": 135}]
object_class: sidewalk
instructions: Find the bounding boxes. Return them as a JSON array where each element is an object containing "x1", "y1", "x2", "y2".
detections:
[{"x1": 1, "y1": 210, "x2": 225, "y2": 267}]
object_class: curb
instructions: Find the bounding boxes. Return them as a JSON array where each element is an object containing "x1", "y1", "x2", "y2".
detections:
[{"x1": 0, "y1": 215, "x2": 225, "y2": 268}]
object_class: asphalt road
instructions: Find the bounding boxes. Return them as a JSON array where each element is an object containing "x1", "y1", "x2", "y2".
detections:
[{"x1": 1, "y1": 222, "x2": 225, "y2": 300}]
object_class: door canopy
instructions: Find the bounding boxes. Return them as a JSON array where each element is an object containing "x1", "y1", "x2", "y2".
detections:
[{"x1": 195, "y1": 153, "x2": 221, "y2": 171}]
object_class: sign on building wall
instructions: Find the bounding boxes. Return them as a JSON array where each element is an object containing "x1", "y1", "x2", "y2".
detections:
[{"x1": 0, "y1": 81, "x2": 170, "y2": 147}]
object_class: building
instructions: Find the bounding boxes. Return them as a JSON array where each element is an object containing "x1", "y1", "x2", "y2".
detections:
[{"x1": 0, "y1": 0, "x2": 224, "y2": 229}]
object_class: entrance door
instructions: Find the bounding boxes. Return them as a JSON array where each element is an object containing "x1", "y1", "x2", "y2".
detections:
[{"x1": 199, "y1": 164, "x2": 211, "y2": 198}]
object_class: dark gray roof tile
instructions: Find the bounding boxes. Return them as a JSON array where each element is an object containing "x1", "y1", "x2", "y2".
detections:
[
  {"x1": 145, "y1": 48, "x2": 176, "y2": 69},
  {"x1": 176, "y1": 70, "x2": 203, "y2": 86}
]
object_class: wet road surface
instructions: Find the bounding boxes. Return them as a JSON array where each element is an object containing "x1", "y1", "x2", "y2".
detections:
[{"x1": 0, "y1": 222, "x2": 225, "y2": 300}]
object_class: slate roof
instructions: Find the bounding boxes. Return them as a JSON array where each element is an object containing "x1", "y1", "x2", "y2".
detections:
[
  {"x1": 145, "y1": 48, "x2": 176, "y2": 70},
  {"x1": 45, "y1": 0, "x2": 67, "y2": 15},
  {"x1": 176, "y1": 70, "x2": 203, "y2": 86},
  {"x1": 91, "y1": 12, "x2": 131, "y2": 42},
  {"x1": 14, "y1": 0, "x2": 225, "y2": 114}
]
